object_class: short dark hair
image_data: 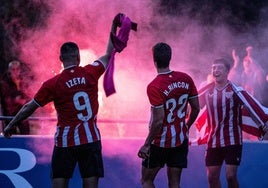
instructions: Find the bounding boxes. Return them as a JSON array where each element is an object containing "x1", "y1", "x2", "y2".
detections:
[
  {"x1": 152, "y1": 42, "x2": 171, "y2": 68},
  {"x1": 60, "y1": 42, "x2": 79, "y2": 61},
  {"x1": 213, "y1": 58, "x2": 231, "y2": 71}
]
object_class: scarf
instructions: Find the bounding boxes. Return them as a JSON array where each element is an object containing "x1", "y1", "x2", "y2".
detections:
[{"x1": 103, "y1": 13, "x2": 137, "y2": 97}]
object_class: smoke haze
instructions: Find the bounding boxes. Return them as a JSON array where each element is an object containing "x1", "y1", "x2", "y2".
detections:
[
  {"x1": 1, "y1": 0, "x2": 268, "y2": 127},
  {"x1": 2, "y1": 0, "x2": 268, "y2": 163}
]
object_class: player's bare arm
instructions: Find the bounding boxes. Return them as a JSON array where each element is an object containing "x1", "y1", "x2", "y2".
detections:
[
  {"x1": 97, "y1": 18, "x2": 117, "y2": 69},
  {"x1": 186, "y1": 96, "x2": 200, "y2": 128},
  {"x1": 3, "y1": 100, "x2": 39, "y2": 138},
  {"x1": 138, "y1": 106, "x2": 164, "y2": 159}
]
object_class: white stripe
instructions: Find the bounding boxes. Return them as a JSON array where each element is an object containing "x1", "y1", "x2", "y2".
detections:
[
  {"x1": 171, "y1": 125, "x2": 176, "y2": 147},
  {"x1": 220, "y1": 89, "x2": 226, "y2": 147},
  {"x1": 243, "y1": 116, "x2": 256, "y2": 126},
  {"x1": 158, "y1": 70, "x2": 173, "y2": 75},
  {"x1": 212, "y1": 89, "x2": 218, "y2": 147},
  {"x1": 232, "y1": 84, "x2": 263, "y2": 125},
  {"x1": 54, "y1": 126, "x2": 60, "y2": 146},
  {"x1": 189, "y1": 95, "x2": 198, "y2": 99},
  {"x1": 151, "y1": 104, "x2": 164, "y2": 108},
  {"x1": 33, "y1": 99, "x2": 42, "y2": 107},
  {"x1": 93, "y1": 122, "x2": 100, "y2": 140},
  {"x1": 83, "y1": 122, "x2": 93, "y2": 142},
  {"x1": 74, "y1": 124, "x2": 80, "y2": 145},
  {"x1": 62, "y1": 126, "x2": 70, "y2": 147},
  {"x1": 228, "y1": 95, "x2": 235, "y2": 145},
  {"x1": 179, "y1": 122, "x2": 184, "y2": 144},
  {"x1": 160, "y1": 127, "x2": 167, "y2": 147}
]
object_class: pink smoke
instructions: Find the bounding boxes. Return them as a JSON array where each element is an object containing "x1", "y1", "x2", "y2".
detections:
[{"x1": 9, "y1": 0, "x2": 268, "y2": 164}]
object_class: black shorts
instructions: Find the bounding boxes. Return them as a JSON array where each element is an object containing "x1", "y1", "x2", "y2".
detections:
[
  {"x1": 51, "y1": 141, "x2": 104, "y2": 179},
  {"x1": 205, "y1": 145, "x2": 242, "y2": 166},
  {"x1": 142, "y1": 139, "x2": 188, "y2": 169}
]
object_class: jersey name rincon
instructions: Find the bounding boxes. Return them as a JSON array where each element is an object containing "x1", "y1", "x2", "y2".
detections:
[
  {"x1": 163, "y1": 81, "x2": 190, "y2": 96},
  {"x1": 65, "y1": 77, "x2": 86, "y2": 88}
]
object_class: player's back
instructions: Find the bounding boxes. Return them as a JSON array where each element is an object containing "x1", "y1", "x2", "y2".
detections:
[
  {"x1": 147, "y1": 71, "x2": 198, "y2": 147},
  {"x1": 148, "y1": 71, "x2": 197, "y2": 124},
  {"x1": 47, "y1": 64, "x2": 104, "y2": 127}
]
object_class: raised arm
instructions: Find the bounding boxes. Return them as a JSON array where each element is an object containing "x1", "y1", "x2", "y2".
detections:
[{"x1": 97, "y1": 20, "x2": 117, "y2": 69}]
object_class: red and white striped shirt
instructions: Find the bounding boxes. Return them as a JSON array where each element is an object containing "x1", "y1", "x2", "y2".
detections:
[
  {"x1": 198, "y1": 82, "x2": 243, "y2": 148},
  {"x1": 147, "y1": 71, "x2": 198, "y2": 148},
  {"x1": 34, "y1": 61, "x2": 105, "y2": 147}
]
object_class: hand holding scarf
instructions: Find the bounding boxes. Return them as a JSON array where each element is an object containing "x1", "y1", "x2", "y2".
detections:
[{"x1": 103, "y1": 13, "x2": 137, "y2": 97}]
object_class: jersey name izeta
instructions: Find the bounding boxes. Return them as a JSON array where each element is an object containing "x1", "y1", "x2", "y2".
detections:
[{"x1": 65, "y1": 77, "x2": 86, "y2": 88}]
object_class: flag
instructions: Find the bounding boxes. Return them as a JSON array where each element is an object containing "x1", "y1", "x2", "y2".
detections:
[{"x1": 190, "y1": 83, "x2": 267, "y2": 145}]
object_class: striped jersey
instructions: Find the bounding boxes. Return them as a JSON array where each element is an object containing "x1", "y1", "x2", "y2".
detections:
[
  {"x1": 147, "y1": 71, "x2": 198, "y2": 148},
  {"x1": 198, "y1": 82, "x2": 243, "y2": 148},
  {"x1": 34, "y1": 61, "x2": 105, "y2": 147}
]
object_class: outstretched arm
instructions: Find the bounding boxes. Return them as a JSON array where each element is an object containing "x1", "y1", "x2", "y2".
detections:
[{"x1": 4, "y1": 99, "x2": 39, "y2": 138}]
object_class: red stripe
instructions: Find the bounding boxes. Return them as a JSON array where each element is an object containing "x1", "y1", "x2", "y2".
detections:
[
  {"x1": 89, "y1": 123, "x2": 98, "y2": 142},
  {"x1": 79, "y1": 124, "x2": 87, "y2": 144},
  {"x1": 241, "y1": 90, "x2": 268, "y2": 123},
  {"x1": 196, "y1": 110, "x2": 207, "y2": 131},
  {"x1": 67, "y1": 126, "x2": 75, "y2": 146}
]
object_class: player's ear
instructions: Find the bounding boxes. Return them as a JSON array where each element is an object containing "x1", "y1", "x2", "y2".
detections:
[{"x1": 59, "y1": 55, "x2": 63, "y2": 61}]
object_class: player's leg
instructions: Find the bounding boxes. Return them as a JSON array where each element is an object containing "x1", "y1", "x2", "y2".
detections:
[
  {"x1": 141, "y1": 166, "x2": 161, "y2": 188},
  {"x1": 167, "y1": 167, "x2": 182, "y2": 188},
  {"x1": 166, "y1": 139, "x2": 188, "y2": 188},
  {"x1": 78, "y1": 141, "x2": 104, "y2": 188},
  {"x1": 225, "y1": 145, "x2": 242, "y2": 188},
  {"x1": 225, "y1": 165, "x2": 239, "y2": 188},
  {"x1": 206, "y1": 165, "x2": 222, "y2": 188},
  {"x1": 206, "y1": 147, "x2": 224, "y2": 188},
  {"x1": 52, "y1": 178, "x2": 69, "y2": 188},
  {"x1": 82, "y1": 176, "x2": 99, "y2": 188},
  {"x1": 51, "y1": 146, "x2": 76, "y2": 188},
  {"x1": 141, "y1": 144, "x2": 164, "y2": 188}
]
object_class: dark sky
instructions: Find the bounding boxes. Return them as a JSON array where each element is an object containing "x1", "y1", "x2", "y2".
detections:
[{"x1": 158, "y1": 0, "x2": 268, "y2": 31}]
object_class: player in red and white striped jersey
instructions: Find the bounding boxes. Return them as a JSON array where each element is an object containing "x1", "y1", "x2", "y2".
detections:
[
  {"x1": 4, "y1": 19, "x2": 117, "y2": 188},
  {"x1": 198, "y1": 58, "x2": 266, "y2": 188},
  {"x1": 138, "y1": 42, "x2": 200, "y2": 188},
  {"x1": 198, "y1": 82, "x2": 243, "y2": 149}
]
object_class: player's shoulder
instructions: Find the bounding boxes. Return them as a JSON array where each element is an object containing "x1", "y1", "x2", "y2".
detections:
[
  {"x1": 198, "y1": 82, "x2": 214, "y2": 93},
  {"x1": 173, "y1": 70, "x2": 191, "y2": 77},
  {"x1": 42, "y1": 74, "x2": 61, "y2": 87},
  {"x1": 172, "y1": 71, "x2": 195, "y2": 82},
  {"x1": 84, "y1": 60, "x2": 105, "y2": 68},
  {"x1": 83, "y1": 60, "x2": 105, "y2": 72}
]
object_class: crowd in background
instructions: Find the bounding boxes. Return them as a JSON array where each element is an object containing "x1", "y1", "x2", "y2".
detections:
[{"x1": 229, "y1": 45, "x2": 268, "y2": 106}]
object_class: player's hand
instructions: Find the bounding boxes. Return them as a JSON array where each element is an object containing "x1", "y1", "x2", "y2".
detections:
[
  {"x1": 3, "y1": 125, "x2": 13, "y2": 138},
  {"x1": 263, "y1": 122, "x2": 268, "y2": 132},
  {"x1": 138, "y1": 145, "x2": 150, "y2": 159},
  {"x1": 113, "y1": 13, "x2": 124, "y2": 28}
]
